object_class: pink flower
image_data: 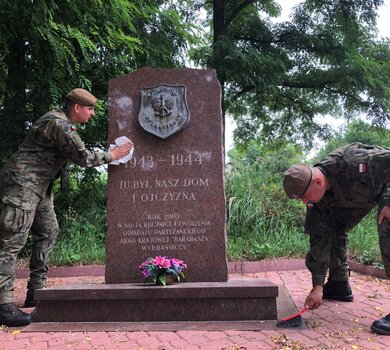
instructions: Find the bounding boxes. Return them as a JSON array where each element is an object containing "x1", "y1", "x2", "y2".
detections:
[{"x1": 154, "y1": 256, "x2": 171, "y2": 269}]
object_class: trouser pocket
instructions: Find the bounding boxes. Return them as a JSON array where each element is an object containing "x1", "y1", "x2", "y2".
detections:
[{"x1": 0, "y1": 205, "x2": 35, "y2": 233}]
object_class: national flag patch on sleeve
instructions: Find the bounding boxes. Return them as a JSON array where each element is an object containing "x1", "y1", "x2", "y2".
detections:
[{"x1": 358, "y1": 163, "x2": 367, "y2": 173}]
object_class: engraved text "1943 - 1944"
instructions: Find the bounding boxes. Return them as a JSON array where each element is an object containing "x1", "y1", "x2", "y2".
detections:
[{"x1": 124, "y1": 153, "x2": 203, "y2": 169}]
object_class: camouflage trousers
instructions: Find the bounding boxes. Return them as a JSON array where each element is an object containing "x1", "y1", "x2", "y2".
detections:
[
  {"x1": 378, "y1": 188, "x2": 390, "y2": 279},
  {"x1": 305, "y1": 198, "x2": 390, "y2": 286},
  {"x1": 0, "y1": 184, "x2": 59, "y2": 304}
]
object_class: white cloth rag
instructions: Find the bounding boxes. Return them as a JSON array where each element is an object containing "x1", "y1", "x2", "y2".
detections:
[{"x1": 109, "y1": 136, "x2": 134, "y2": 165}]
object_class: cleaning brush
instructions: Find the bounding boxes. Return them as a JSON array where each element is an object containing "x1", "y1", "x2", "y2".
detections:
[{"x1": 276, "y1": 307, "x2": 308, "y2": 328}]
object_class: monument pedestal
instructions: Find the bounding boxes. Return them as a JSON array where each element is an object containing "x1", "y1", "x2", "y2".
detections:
[{"x1": 32, "y1": 280, "x2": 278, "y2": 323}]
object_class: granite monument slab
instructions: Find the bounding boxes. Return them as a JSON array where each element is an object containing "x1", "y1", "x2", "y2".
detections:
[{"x1": 105, "y1": 67, "x2": 228, "y2": 283}]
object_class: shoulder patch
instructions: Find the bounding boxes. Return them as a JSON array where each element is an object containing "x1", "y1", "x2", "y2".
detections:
[
  {"x1": 69, "y1": 131, "x2": 85, "y2": 152},
  {"x1": 60, "y1": 121, "x2": 85, "y2": 152}
]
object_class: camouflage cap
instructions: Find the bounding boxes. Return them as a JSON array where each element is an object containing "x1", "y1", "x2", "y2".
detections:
[
  {"x1": 66, "y1": 88, "x2": 97, "y2": 106},
  {"x1": 283, "y1": 164, "x2": 312, "y2": 199}
]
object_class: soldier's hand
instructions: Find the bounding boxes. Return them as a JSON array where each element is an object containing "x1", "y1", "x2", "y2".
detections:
[
  {"x1": 110, "y1": 141, "x2": 134, "y2": 161},
  {"x1": 378, "y1": 206, "x2": 390, "y2": 225},
  {"x1": 304, "y1": 285, "x2": 323, "y2": 310}
]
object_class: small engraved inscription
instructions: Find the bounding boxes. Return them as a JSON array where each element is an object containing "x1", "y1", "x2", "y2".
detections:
[{"x1": 117, "y1": 212, "x2": 212, "y2": 252}]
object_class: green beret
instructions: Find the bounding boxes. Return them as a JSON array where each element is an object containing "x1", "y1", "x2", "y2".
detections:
[{"x1": 66, "y1": 88, "x2": 97, "y2": 106}]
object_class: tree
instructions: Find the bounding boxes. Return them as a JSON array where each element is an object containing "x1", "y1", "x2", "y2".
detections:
[
  {"x1": 0, "y1": 0, "x2": 197, "y2": 165},
  {"x1": 191, "y1": 0, "x2": 390, "y2": 149}
]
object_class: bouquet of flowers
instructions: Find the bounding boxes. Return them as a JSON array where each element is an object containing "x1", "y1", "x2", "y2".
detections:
[{"x1": 139, "y1": 256, "x2": 187, "y2": 286}]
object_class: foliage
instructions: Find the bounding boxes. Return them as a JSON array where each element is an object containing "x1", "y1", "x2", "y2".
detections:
[
  {"x1": 348, "y1": 211, "x2": 382, "y2": 267},
  {"x1": 191, "y1": 0, "x2": 390, "y2": 149},
  {"x1": 0, "y1": 0, "x2": 198, "y2": 166},
  {"x1": 226, "y1": 141, "x2": 309, "y2": 260},
  {"x1": 50, "y1": 167, "x2": 107, "y2": 265},
  {"x1": 139, "y1": 256, "x2": 187, "y2": 285},
  {"x1": 50, "y1": 213, "x2": 106, "y2": 265}
]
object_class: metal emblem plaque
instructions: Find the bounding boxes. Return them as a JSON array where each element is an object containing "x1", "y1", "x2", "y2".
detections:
[{"x1": 138, "y1": 85, "x2": 190, "y2": 139}]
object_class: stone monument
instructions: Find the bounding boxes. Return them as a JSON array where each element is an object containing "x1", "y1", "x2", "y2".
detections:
[
  {"x1": 30, "y1": 68, "x2": 279, "y2": 328},
  {"x1": 105, "y1": 67, "x2": 228, "y2": 283}
]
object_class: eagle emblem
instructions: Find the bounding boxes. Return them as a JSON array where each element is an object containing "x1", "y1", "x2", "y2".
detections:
[{"x1": 138, "y1": 85, "x2": 190, "y2": 139}]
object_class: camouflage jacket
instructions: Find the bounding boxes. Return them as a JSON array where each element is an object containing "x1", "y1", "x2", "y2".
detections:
[
  {"x1": 315, "y1": 143, "x2": 390, "y2": 208},
  {"x1": 305, "y1": 143, "x2": 390, "y2": 285},
  {"x1": 1, "y1": 109, "x2": 112, "y2": 200}
]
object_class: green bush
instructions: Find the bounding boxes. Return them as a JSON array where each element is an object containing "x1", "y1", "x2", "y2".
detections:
[{"x1": 226, "y1": 142, "x2": 309, "y2": 261}]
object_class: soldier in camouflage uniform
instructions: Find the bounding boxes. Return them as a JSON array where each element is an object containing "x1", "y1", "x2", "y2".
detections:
[
  {"x1": 0, "y1": 88, "x2": 133, "y2": 327},
  {"x1": 283, "y1": 143, "x2": 390, "y2": 335}
]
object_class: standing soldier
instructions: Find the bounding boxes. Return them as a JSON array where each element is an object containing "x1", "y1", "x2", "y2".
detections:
[
  {"x1": 283, "y1": 143, "x2": 390, "y2": 335},
  {"x1": 0, "y1": 88, "x2": 133, "y2": 327}
]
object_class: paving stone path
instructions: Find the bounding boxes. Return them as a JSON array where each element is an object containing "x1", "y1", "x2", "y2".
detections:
[{"x1": 1, "y1": 268, "x2": 390, "y2": 349}]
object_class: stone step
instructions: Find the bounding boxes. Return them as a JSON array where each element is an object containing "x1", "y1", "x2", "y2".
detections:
[{"x1": 31, "y1": 279, "x2": 278, "y2": 323}]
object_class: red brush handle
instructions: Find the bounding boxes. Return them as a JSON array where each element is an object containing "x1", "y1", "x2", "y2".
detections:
[{"x1": 280, "y1": 307, "x2": 308, "y2": 322}]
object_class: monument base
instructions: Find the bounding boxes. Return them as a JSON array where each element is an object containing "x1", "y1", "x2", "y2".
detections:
[{"x1": 31, "y1": 279, "x2": 278, "y2": 323}]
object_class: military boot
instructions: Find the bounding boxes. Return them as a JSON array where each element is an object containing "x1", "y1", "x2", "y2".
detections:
[
  {"x1": 323, "y1": 280, "x2": 354, "y2": 302},
  {"x1": 0, "y1": 302, "x2": 32, "y2": 327},
  {"x1": 371, "y1": 314, "x2": 390, "y2": 335},
  {"x1": 24, "y1": 289, "x2": 36, "y2": 308}
]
